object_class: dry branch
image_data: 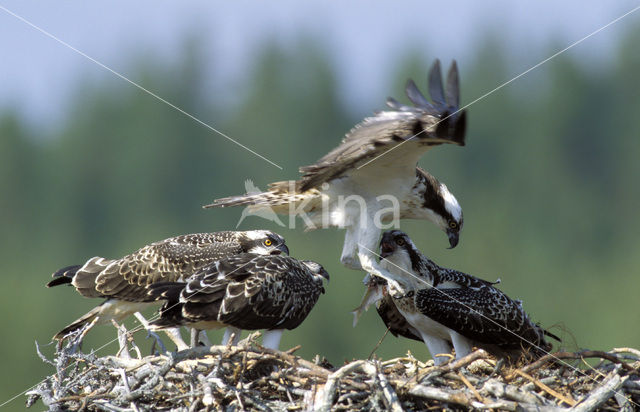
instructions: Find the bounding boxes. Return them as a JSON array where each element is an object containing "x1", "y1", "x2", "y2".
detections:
[{"x1": 26, "y1": 332, "x2": 640, "y2": 411}]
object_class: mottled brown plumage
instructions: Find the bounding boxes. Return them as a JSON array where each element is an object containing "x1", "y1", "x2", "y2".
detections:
[
  {"x1": 148, "y1": 254, "x2": 329, "y2": 349},
  {"x1": 47, "y1": 231, "x2": 288, "y2": 340}
]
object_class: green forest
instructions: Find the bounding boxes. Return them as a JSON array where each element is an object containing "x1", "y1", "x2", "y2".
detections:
[{"x1": 1, "y1": 29, "x2": 639, "y2": 408}]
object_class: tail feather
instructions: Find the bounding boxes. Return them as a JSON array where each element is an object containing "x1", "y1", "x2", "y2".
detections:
[
  {"x1": 204, "y1": 193, "x2": 271, "y2": 208},
  {"x1": 53, "y1": 305, "x2": 102, "y2": 340},
  {"x1": 204, "y1": 181, "x2": 320, "y2": 216},
  {"x1": 47, "y1": 265, "x2": 82, "y2": 288}
]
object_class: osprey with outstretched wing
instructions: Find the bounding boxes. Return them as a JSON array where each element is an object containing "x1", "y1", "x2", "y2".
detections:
[
  {"x1": 376, "y1": 230, "x2": 560, "y2": 365},
  {"x1": 47, "y1": 230, "x2": 289, "y2": 349},
  {"x1": 148, "y1": 254, "x2": 329, "y2": 350},
  {"x1": 206, "y1": 60, "x2": 466, "y2": 289}
]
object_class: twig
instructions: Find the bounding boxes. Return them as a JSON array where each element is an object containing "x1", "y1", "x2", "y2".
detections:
[
  {"x1": 611, "y1": 347, "x2": 640, "y2": 360},
  {"x1": 457, "y1": 371, "x2": 485, "y2": 403},
  {"x1": 482, "y1": 378, "x2": 541, "y2": 405},
  {"x1": 368, "y1": 328, "x2": 390, "y2": 360},
  {"x1": 376, "y1": 365, "x2": 403, "y2": 412},
  {"x1": 513, "y1": 369, "x2": 576, "y2": 406},
  {"x1": 408, "y1": 384, "x2": 471, "y2": 407},
  {"x1": 515, "y1": 350, "x2": 636, "y2": 378},
  {"x1": 29, "y1": 340, "x2": 640, "y2": 412},
  {"x1": 571, "y1": 365, "x2": 628, "y2": 412}
]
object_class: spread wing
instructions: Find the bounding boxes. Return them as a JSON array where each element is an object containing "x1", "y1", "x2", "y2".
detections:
[
  {"x1": 180, "y1": 255, "x2": 324, "y2": 331},
  {"x1": 298, "y1": 60, "x2": 466, "y2": 192},
  {"x1": 415, "y1": 286, "x2": 547, "y2": 350},
  {"x1": 90, "y1": 233, "x2": 244, "y2": 301}
]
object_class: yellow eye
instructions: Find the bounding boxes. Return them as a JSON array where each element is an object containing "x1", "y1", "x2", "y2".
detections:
[
  {"x1": 449, "y1": 221, "x2": 458, "y2": 229},
  {"x1": 264, "y1": 239, "x2": 272, "y2": 246},
  {"x1": 396, "y1": 238, "x2": 405, "y2": 246}
]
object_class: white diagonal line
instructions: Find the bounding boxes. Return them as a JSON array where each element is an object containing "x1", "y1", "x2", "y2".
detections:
[
  {"x1": 357, "y1": 4, "x2": 640, "y2": 170},
  {"x1": 0, "y1": 245, "x2": 289, "y2": 408},
  {"x1": 358, "y1": 243, "x2": 639, "y2": 409},
  {"x1": 0, "y1": 4, "x2": 283, "y2": 170}
]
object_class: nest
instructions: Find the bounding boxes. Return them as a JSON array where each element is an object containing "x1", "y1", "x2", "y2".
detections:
[{"x1": 27, "y1": 330, "x2": 640, "y2": 411}]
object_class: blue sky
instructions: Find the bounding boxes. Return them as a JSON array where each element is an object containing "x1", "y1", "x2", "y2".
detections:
[{"x1": 0, "y1": 1, "x2": 639, "y2": 126}]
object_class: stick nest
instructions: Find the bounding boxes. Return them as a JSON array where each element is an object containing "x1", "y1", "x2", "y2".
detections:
[{"x1": 27, "y1": 332, "x2": 640, "y2": 411}]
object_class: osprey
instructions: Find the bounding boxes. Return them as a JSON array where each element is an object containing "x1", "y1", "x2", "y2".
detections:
[
  {"x1": 376, "y1": 230, "x2": 558, "y2": 365},
  {"x1": 147, "y1": 254, "x2": 329, "y2": 350},
  {"x1": 206, "y1": 60, "x2": 466, "y2": 290},
  {"x1": 47, "y1": 230, "x2": 289, "y2": 349}
]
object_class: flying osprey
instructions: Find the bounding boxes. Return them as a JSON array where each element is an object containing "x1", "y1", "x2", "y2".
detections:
[
  {"x1": 147, "y1": 253, "x2": 329, "y2": 350},
  {"x1": 47, "y1": 230, "x2": 289, "y2": 349},
  {"x1": 206, "y1": 60, "x2": 466, "y2": 289},
  {"x1": 375, "y1": 230, "x2": 559, "y2": 364}
]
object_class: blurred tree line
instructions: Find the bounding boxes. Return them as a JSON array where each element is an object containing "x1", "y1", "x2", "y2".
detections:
[{"x1": 1, "y1": 29, "x2": 639, "y2": 408}]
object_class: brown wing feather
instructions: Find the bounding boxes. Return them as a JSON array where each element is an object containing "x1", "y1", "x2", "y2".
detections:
[
  {"x1": 93, "y1": 233, "x2": 243, "y2": 302},
  {"x1": 206, "y1": 60, "x2": 465, "y2": 209},
  {"x1": 70, "y1": 257, "x2": 115, "y2": 298},
  {"x1": 174, "y1": 255, "x2": 325, "y2": 331},
  {"x1": 297, "y1": 60, "x2": 466, "y2": 192}
]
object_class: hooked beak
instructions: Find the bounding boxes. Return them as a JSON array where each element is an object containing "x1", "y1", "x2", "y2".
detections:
[
  {"x1": 319, "y1": 268, "x2": 330, "y2": 282},
  {"x1": 447, "y1": 230, "x2": 459, "y2": 249},
  {"x1": 271, "y1": 243, "x2": 290, "y2": 256},
  {"x1": 380, "y1": 241, "x2": 395, "y2": 259}
]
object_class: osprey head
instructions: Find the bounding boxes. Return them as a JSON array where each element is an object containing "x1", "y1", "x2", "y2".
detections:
[
  {"x1": 240, "y1": 230, "x2": 290, "y2": 256},
  {"x1": 378, "y1": 230, "x2": 431, "y2": 291},
  {"x1": 440, "y1": 183, "x2": 463, "y2": 249},
  {"x1": 380, "y1": 230, "x2": 418, "y2": 258},
  {"x1": 379, "y1": 230, "x2": 423, "y2": 271},
  {"x1": 415, "y1": 168, "x2": 463, "y2": 249},
  {"x1": 301, "y1": 260, "x2": 330, "y2": 283}
]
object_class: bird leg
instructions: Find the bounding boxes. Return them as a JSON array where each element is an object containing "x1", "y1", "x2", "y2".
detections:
[
  {"x1": 340, "y1": 226, "x2": 363, "y2": 270},
  {"x1": 344, "y1": 216, "x2": 407, "y2": 293},
  {"x1": 190, "y1": 328, "x2": 200, "y2": 347},
  {"x1": 222, "y1": 327, "x2": 242, "y2": 346},
  {"x1": 262, "y1": 329, "x2": 284, "y2": 350},
  {"x1": 422, "y1": 334, "x2": 454, "y2": 366},
  {"x1": 451, "y1": 331, "x2": 474, "y2": 360}
]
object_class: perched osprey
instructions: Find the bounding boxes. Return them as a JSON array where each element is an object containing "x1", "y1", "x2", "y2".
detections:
[
  {"x1": 376, "y1": 230, "x2": 558, "y2": 365},
  {"x1": 47, "y1": 230, "x2": 289, "y2": 349},
  {"x1": 206, "y1": 60, "x2": 466, "y2": 290},
  {"x1": 147, "y1": 254, "x2": 329, "y2": 350}
]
